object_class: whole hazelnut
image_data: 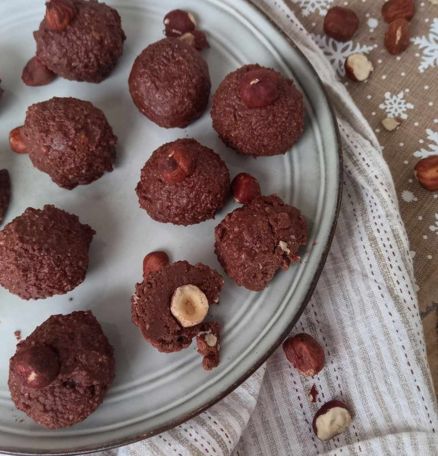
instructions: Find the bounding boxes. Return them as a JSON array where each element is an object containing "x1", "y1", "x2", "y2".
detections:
[
  {"x1": 282, "y1": 333, "x2": 325, "y2": 376},
  {"x1": 161, "y1": 145, "x2": 196, "y2": 184},
  {"x1": 163, "y1": 9, "x2": 196, "y2": 37},
  {"x1": 313, "y1": 400, "x2": 353, "y2": 441},
  {"x1": 323, "y1": 7, "x2": 359, "y2": 42},
  {"x1": 384, "y1": 18, "x2": 410, "y2": 55},
  {"x1": 414, "y1": 155, "x2": 438, "y2": 191},
  {"x1": 239, "y1": 68, "x2": 280, "y2": 109},
  {"x1": 22, "y1": 57, "x2": 56, "y2": 87},
  {"x1": 11, "y1": 345, "x2": 60, "y2": 388},
  {"x1": 231, "y1": 173, "x2": 261, "y2": 204},
  {"x1": 9, "y1": 127, "x2": 27, "y2": 154},
  {"x1": 382, "y1": 0, "x2": 415, "y2": 23},
  {"x1": 143, "y1": 251, "x2": 169, "y2": 278},
  {"x1": 45, "y1": 0, "x2": 77, "y2": 32}
]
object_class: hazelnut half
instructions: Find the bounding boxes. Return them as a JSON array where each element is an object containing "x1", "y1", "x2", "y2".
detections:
[
  {"x1": 381, "y1": 117, "x2": 401, "y2": 131},
  {"x1": 414, "y1": 155, "x2": 438, "y2": 191},
  {"x1": 239, "y1": 68, "x2": 280, "y2": 109},
  {"x1": 282, "y1": 333, "x2": 325, "y2": 376},
  {"x1": 170, "y1": 284, "x2": 209, "y2": 327},
  {"x1": 9, "y1": 127, "x2": 27, "y2": 154},
  {"x1": 45, "y1": 0, "x2": 77, "y2": 32},
  {"x1": 161, "y1": 145, "x2": 196, "y2": 184},
  {"x1": 313, "y1": 400, "x2": 353, "y2": 441},
  {"x1": 163, "y1": 9, "x2": 196, "y2": 37},
  {"x1": 231, "y1": 173, "x2": 261, "y2": 204},
  {"x1": 345, "y1": 53, "x2": 373, "y2": 82},
  {"x1": 143, "y1": 251, "x2": 169, "y2": 278},
  {"x1": 11, "y1": 345, "x2": 60, "y2": 388},
  {"x1": 22, "y1": 56, "x2": 56, "y2": 87},
  {"x1": 323, "y1": 7, "x2": 359, "y2": 42}
]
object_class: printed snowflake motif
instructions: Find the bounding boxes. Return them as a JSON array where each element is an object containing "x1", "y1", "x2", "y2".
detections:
[
  {"x1": 414, "y1": 129, "x2": 438, "y2": 159},
  {"x1": 401, "y1": 190, "x2": 417, "y2": 203},
  {"x1": 412, "y1": 18, "x2": 438, "y2": 73},
  {"x1": 310, "y1": 34, "x2": 377, "y2": 76},
  {"x1": 430, "y1": 214, "x2": 438, "y2": 234},
  {"x1": 379, "y1": 91, "x2": 414, "y2": 120},
  {"x1": 290, "y1": 0, "x2": 333, "y2": 16}
]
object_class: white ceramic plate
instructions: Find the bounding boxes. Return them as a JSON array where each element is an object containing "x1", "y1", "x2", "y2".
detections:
[{"x1": 0, "y1": 0, "x2": 341, "y2": 453}]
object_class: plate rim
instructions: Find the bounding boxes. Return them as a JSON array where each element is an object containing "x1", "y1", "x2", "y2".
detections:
[{"x1": 0, "y1": 1, "x2": 343, "y2": 454}]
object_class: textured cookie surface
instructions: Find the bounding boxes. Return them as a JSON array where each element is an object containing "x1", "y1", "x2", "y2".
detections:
[
  {"x1": 132, "y1": 261, "x2": 223, "y2": 357},
  {"x1": 34, "y1": 0, "x2": 125, "y2": 82},
  {"x1": 23, "y1": 97, "x2": 117, "y2": 189},
  {"x1": 136, "y1": 138, "x2": 230, "y2": 225},
  {"x1": 8, "y1": 311, "x2": 114, "y2": 429},
  {"x1": 0, "y1": 205, "x2": 95, "y2": 299},
  {"x1": 211, "y1": 64, "x2": 304, "y2": 156},
  {"x1": 215, "y1": 195, "x2": 307, "y2": 291},
  {"x1": 129, "y1": 38, "x2": 211, "y2": 128}
]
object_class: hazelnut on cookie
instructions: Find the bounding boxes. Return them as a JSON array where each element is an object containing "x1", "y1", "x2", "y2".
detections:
[{"x1": 132, "y1": 259, "x2": 223, "y2": 370}]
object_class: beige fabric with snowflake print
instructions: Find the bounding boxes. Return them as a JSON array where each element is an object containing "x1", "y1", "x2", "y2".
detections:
[
  {"x1": 94, "y1": 1, "x2": 438, "y2": 455},
  {"x1": 284, "y1": 0, "x2": 438, "y2": 391}
]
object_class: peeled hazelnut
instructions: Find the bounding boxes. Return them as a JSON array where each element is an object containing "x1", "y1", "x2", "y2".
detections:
[
  {"x1": 382, "y1": 0, "x2": 415, "y2": 23},
  {"x1": 143, "y1": 251, "x2": 169, "y2": 278},
  {"x1": 9, "y1": 127, "x2": 27, "y2": 154},
  {"x1": 313, "y1": 400, "x2": 353, "y2": 441},
  {"x1": 161, "y1": 145, "x2": 195, "y2": 184},
  {"x1": 231, "y1": 173, "x2": 261, "y2": 204},
  {"x1": 163, "y1": 9, "x2": 196, "y2": 37},
  {"x1": 323, "y1": 7, "x2": 359, "y2": 42},
  {"x1": 414, "y1": 156, "x2": 438, "y2": 191},
  {"x1": 22, "y1": 56, "x2": 56, "y2": 87},
  {"x1": 179, "y1": 30, "x2": 209, "y2": 51},
  {"x1": 239, "y1": 68, "x2": 280, "y2": 109},
  {"x1": 381, "y1": 117, "x2": 401, "y2": 131},
  {"x1": 45, "y1": 0, "x2": 77, "y2": 32},
  {"x1": 384, "y1": 18, "x2": 410, "y2": 55},
  {"x1": 170, "y1": 284, "x2": 209, "y2": 327},
  {"x1": 11, "y1": 345, "x2": 60, "y2": 388},
  {"x1": 282, "y1": 333, "x2": 325, "y2": 376},
  {"x1": 344, "y1": 53, "x2": 373, "y2": 82}
]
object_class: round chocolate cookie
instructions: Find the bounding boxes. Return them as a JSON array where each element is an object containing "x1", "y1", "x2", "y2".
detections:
[
  {"x1": 34, "y1": 0, "x2": 125, "y2": 83},
  {"x1": 132, "y1": 260, "x2": 223, "y2": 369},
  {"x1": 0, "y1": 205, "x2": 95, "y2": 300},
  {"x1": 23, "y1": 97, "x2": 117, "y2": 189},
  {"x1": 215, "y1": 195, "x2": 307, "y2": 291},
  {"x1": 136, "y1": 138, "x2": 230, "y2": 225},
  {"x1": 9, "y1": 311, "x2": 114, "y2": 429},
  {"x1": 211, "y1": 64, "x2": 305, "y2": 156},
  {"x1": 128, "y1": 38, "x2": 211, "y2": 128}
]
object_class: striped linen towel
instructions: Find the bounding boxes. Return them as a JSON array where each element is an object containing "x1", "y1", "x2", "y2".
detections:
[{"x1": 100, "y1": 1, "x2": 438, "y2": 454}]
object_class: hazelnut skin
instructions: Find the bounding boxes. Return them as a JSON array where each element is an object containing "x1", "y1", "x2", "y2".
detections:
[
  {"x1": 231, "y1": 173, "x2": 261, "y2": 204},
  {"x1": 163, "y1": 9, "x2": 196, "y2": 37},
  {"x1": 143, "y1": 251, "x2": 169, "y2": 278},
  {"x1": 239, "y1": 68, "x2": 280, "y2": 109},
  {"x1": 282, "y1": 333, "x2": 325, "y2": 376},
  {"x1": 11, "y1": 345, "x2": 60, "y2": 388},
  {"x1": 9, "y1": 127, "x2": 27, "y2": 154},
  {"x1": 161, "y1": 145, "x2": 196, "y2": 184},
  {"x1": 323, "y1": 7, "x2": 359, "y2": 42}
]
